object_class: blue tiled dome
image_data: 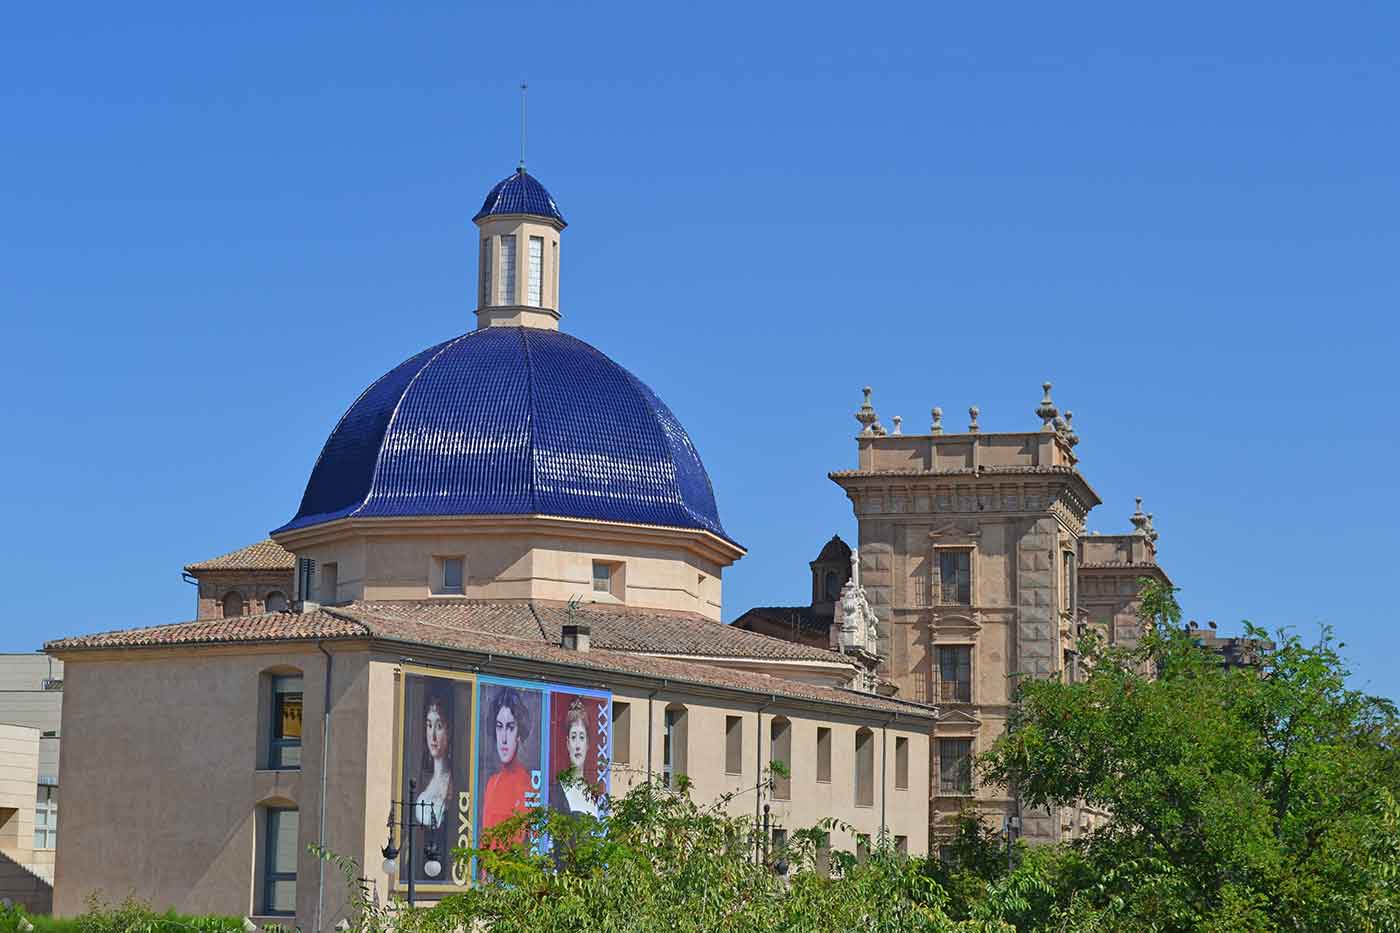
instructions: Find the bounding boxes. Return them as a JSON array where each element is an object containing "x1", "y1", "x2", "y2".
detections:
[
  {"x1": 472, "y1": 169, "x2": 566, "y2": 227},
  {"x1": 274, "y1": 327, "x2": 733, "y2": 543}
]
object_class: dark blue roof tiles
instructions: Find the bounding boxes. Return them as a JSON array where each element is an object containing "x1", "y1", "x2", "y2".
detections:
[
  {"x1": 275, "y1": 327, "x2": 733, "y2": 544},
  {"x1": 472, "y1": 169, "x2": 566, "y2": 227}
]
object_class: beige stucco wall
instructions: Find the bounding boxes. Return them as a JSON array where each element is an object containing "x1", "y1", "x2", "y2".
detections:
[
  {"x1": 51, "y1": 646, "x2": 374, "y2": 928},
  {"x1": 289, "y1": 523, "x2": 730, "y2": 620},
  {"x1": 604, "y1": 688, "x2": 930, "y2": 858},
  {"x1": 53, "y1": 644, "x2": 928, "y2": 929}
]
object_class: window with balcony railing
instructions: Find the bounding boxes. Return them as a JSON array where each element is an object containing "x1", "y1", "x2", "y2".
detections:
[
  {"x1": 936, "y1": 645, "x2": 972, "y2": 702},
  {"x1": 937, "y1": 550, "x2": 971, "y2": 605},
  {"x1": 939, "y1": 738, "x2": 973, "y2": 795}
]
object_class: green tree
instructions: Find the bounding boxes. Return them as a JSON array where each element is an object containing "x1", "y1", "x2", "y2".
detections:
[{"x1": 979, "y1": 579, "x2": 1400, "y2": 931}]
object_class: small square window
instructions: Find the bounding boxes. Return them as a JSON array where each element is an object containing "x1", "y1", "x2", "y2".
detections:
[{"x1": 442, "y1": 557, "x2": 464, "y2": 593}]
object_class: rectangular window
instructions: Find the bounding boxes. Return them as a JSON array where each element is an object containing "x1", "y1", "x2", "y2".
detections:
[
  {"x1": 481, "y1": 238, "x2": 493, "y2": 306},
  {"x1": 816, "y1": 727, "x2": 832, "y2": 783},
  {"x1": 499, "y1": 235, "x2": 517, "y2": 304},
  {"x1": 725, "y1": 715, "x2": 743, "y2": 774},
  {"x1": 263, "y1": 808, "x2": 299, "y2": 916},
  {"x1": 855, "y1": 729, "x2": 875, "y2": 807},
  {"x1": 320, "y1": 563, "x2": 338, "y2": 604},
  {"x1": 938, "y1": 550, "x2": 971, "y2": 605},
  {"x1": 612, "y1": 702, "x2": 631, "y2": 764},
  {"x1": 663, "y1": 707, "x2": 685, "y2": 787},
  {"x1": 528, "y1": 235, "x2": 543, "y2": 306},
  {"x1": 552, "y1": 240, "x2": 559, "y2": 305},
  {"x1": 937, "y1": 646, "x2": 972, "y2": 703},
  {"x1": 33, "y1": 785, "x2": 56, "y2": 850},
  {"x1": 442, "y1": 557, "x2": 464, "y2": 594},
  {"x1": 592, "y1": 561, "x2": 611, "y2": 594},
  {"x1": 939, "y1": 738, "x2": 973, "y2": 795},
  {"x1": 270, "y1": 676, "x2": 303, "y2": 769},
  {"x1": 1062, "y1": 551, "x2": 1076, "y2": 612},
  {"x1": 895, "y1": 736, "x2": 909, "y2": 790},
  {"x1": 770, "y1": 718, "x2": 792, "y2": 799}
]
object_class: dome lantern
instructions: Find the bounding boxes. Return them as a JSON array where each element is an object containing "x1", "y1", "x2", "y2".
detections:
[{"x1": 473, "y1": 169, "x2": 567, "y2": 330}]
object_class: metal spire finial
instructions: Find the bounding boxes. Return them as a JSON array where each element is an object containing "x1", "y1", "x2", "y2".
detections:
[{"x1": 518, "y1": 82, "x2": 528, "y2": 172}]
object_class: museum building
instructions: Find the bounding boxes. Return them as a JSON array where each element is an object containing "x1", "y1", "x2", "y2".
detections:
[{"x1": 45, "y1": 167, "x2": 935, "y2": 929}]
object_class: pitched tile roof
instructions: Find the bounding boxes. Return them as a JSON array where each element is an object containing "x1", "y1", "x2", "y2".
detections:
[
  {"x1": 184, "y1": 539, "x2": 295, "y2": 572},
  {"x1": 732, "y1": 606, "x2": 831, "y2": 637},
  {"x1": 341, "y1": 600, "x2": 849, "y2": 664},
  {"x1": 45, "y1": 604, "x2": 932, "y2": 719},
  {"x1": 45, "y1": 609, "x2": 365, "y2": 650}
]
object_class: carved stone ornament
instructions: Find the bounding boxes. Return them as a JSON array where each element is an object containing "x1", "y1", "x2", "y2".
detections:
[
  {"x1": 1064, "y1": 410, "x2": 1080, "y2": 448},
  {"x1": 1036, "y1": 381, "x2": 1058, "y2": 431},
  {"x1": 968, "y1": 405, "x2": 980, "y2": 433},
  {"x1": 930, "y1": 406, "x2": 944, "y2": 435},
  {"x1": 855, "y1": 386, "x2": 882, "y2": 436},
  {"x1": 1130, "y1": 497, "x2": 1149, "y2": 536}
]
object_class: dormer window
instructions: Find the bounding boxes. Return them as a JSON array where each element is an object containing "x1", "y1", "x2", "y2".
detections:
[{"x1": 499, "y1": 234, "x2": 517, "y2": 305}]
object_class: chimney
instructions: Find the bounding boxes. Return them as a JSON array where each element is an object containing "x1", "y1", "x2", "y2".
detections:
[{"x1": 561, "y1": 623, "x2": 591, "y2": 652}]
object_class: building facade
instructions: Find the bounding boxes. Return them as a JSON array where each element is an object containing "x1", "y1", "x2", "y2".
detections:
[
  {"x1": 46, "y1": 166, "x2": 935, "y2": 928},
  {"x1": 737, "y1": 389, "x2": 1175, "y2": 847}
]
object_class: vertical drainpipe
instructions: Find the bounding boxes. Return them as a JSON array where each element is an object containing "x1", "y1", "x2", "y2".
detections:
[
  {"x1": 881, "y1": 714, "x2": 896, "y2": 843},
  {"x1": 754, "y1": 695, "x2": 775, "y2": 862},
  {"x1": 315, "y1": 643, "x2": 334, "y2": 933},
  {"x1": 645, "y1": 684, "x2": 663, "y2": 781}
]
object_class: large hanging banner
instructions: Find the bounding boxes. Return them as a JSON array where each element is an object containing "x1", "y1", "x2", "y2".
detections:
[
  {"x1": 474, "y1": 676, "x2": 548, "y2": 873},
  {"x1": 543, "y1": 685, "x2": 612, "y2": 820},
  {"x1": 394, "y1": 666, "x2": 476, "y2": 893}
]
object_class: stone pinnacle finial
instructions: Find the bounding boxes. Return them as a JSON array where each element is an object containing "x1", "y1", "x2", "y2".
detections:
[
  {"x1": 1130, "y1": 497, "x2": 1149, "y2": 536},
  {"x1": 855, "y1": 386, "x2": 881, "y2": 436},
  {"x1": 931, "y1": 407, "x2": 943, "y2": 435},
  {"x1": 892, "y1": 415, "x2": 903, "y2": 436},
  {"x1": 968, "y1": 405, "x2": 981, "y2": 433},
  {"x1": 1064, "y1": 411, "x2": 1080, "y2": 448},
  {"x1": 1146, "y1": 512, "x2": 1159, "y2": 544},
  {"x1": 1037, "y1": 381, "x2": 1058, "y2": 431}
]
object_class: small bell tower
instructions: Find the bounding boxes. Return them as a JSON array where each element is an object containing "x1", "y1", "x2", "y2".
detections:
[{"x1": 473, "y1": 167, "x2": 567, "y2": 330}]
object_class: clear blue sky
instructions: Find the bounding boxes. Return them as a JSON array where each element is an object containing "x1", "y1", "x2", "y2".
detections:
[{"x1": 3, "y1": 4, "x2": 1397, "y2": 699}]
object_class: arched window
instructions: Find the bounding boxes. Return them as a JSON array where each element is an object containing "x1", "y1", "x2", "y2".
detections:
[
  {"x1": 824, "y1": 571, "x2": 840, "y2": 601},
  {"x1": 222, "y1": 592, "x2": 245, "y2": 618},
  {"x1": 770, "y1": 716, "x2": 792, "y2": 799},
  {"x1": 264, "y1": 591, "x2": 288, "y2": 613}
]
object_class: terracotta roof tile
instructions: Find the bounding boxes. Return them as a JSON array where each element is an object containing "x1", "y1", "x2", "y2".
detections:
[
  {"x1": 732, "y1": 606, "x2": 831, "y2": 636},
  {"x1": 45, "y1": 604, "x2": 932, "y2": 718},
  {"x1": 353, "y1": 600, "x2": 848, "y2": 664},
  {"x1": 332, "y1": 605, "x2": 930, "y2": 717},
  {"x1": 44, "y1": 609, "x2": 365, "y2": 650},
  {"x1": 184, "y1": 539, "x2": 295, "y2": 572}
]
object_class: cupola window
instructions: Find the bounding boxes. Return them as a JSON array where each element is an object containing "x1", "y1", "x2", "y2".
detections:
[
  {"x1": 528, "y1": 236, "x2": 543, "y2": 307},
  {"x1": 499, "y1": 235, "x2": 517, "y2": 305}
]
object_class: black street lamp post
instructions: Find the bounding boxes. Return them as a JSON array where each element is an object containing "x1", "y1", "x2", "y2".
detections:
[{"x1": 381, "y1": 779, "x2": 444, "y2": 906}]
